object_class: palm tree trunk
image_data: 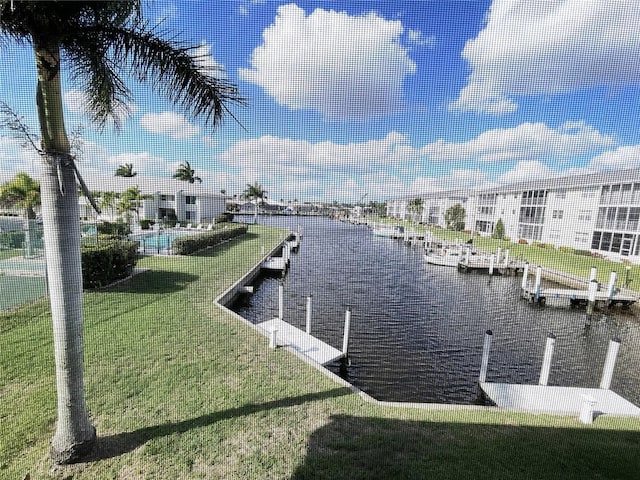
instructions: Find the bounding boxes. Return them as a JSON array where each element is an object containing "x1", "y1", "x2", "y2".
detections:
[{"x1": 34, "y1": 38, "x2": 96, "y2": 464}]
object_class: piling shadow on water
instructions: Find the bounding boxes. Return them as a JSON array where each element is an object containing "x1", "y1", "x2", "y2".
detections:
[
  {"x1": 88, "y1": 387, "x2": 351, "y2": 462},
  {"x1": 290, "y1": 414, "x2": 640, "y2": 479}
]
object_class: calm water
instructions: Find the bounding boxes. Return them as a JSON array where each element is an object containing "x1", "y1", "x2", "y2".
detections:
[{"x1": 232, "y1": 216, "x2": 640, "y2": 405}]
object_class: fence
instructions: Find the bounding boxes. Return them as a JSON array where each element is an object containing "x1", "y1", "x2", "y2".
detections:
[{"x1": 0, "y1": 221, "x2": 48, "y2": 311}]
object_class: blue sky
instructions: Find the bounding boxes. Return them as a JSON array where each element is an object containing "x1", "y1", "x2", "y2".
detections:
[{"x1": 2, "y1": 0, "x2": 640, "y2": 202}]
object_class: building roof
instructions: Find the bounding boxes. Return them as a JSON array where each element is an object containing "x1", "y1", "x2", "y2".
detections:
[
  {"x1": 83, "y1": 174, "x2": 224, "y2": 197},
  {"x1": 389, "y1": 168, "x2": 640, "y2": 202}
]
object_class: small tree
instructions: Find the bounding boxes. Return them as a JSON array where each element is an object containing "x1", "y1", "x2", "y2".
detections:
[
  {"x1": 173, "y1": 161, "x2": 202, "y2": 184},
  {"x1": 0, "y1": 172, "x2": 41, "y2": 256},
  {"x1": 115, "y1": 163, "x2": 136, "y2": 177},
  {"x1": 492, "y1": 218, "x2": 505, "y2": 239},
  {"x1": 444, "y1": 203, "x2": 465, "y2": 231},
  {"x1": 407, "y1": 198, "x2": 423, "y2": 223}
]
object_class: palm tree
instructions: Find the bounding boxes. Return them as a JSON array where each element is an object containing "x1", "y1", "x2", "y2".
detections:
[
  {"x1": 0, "y1": 172, "x2": 41, "y2": 256},
  {"x1": 98, "y1": 191, "x2": 119, "y2": 220},
  {"x1": 242, "y1": 181, "x2": 267, "y2": 204},
  {"x1": 117, "y1": 186, "x2": 150, "y2": 224},
  {"x1": 0, "y1": 1, "x2": 243, "y2": 464},
  {"x1": 115, "y1": 163, "x2": 136, "y2": 177},
  {"x1": 407, "y1": 197, "x2": 423, "y2": 223},
  {"x1": 173, "y1": 160, "x2": 202, "y2": 184}
]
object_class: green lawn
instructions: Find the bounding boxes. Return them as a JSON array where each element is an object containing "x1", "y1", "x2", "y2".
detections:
[{"x1": 2, "y1": 223, "x2": 640, "y2": 479}]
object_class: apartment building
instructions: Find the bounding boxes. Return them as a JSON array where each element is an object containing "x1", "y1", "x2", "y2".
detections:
[
  {"x1": 386, "y1": 169, "x2": 640, "y2": 263},
  {"x1": 79, "y1": 175, "x2": 226, "y2": 224}
]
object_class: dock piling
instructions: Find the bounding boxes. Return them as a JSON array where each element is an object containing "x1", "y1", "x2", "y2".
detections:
[
  {"x1": 590, "y1": 267, "x2": 597, "y2": 282},
  {"x1": 600, "y1": 337, "x2": 622, "y2": 389},
  {"x1": 538, "y1": 333, "x2": 556, "y2": 386},
  {"x1": 269, "y1": 328, "x2": 278, "y2": 349},
  {"x1": 607, "y1": 271, "x2": 617, "y2": 300},
  {"x1": 278, "y1": 283, "x2": 284, "y2": 320},
  {"x1": 342, "y1": 308, "x2": 352, "y2": 355},
  {"x1": 479, "y1": 329, "x2": 493, "y2": 383},
  {"x1": 489, "y1": 255, "x2": 495, "y2": 275},
  {"x1": 586, "y1": 280, "x2": 598, "y2": 326},
  {"x1": 306, "y1": 294, "x2": 312, "y2": 335},
  {"x1": 521, "y1": 263, "x2": 530, "y2": 291},
  {"x1": 535, "y1": 267, "x2": 542, "y2": 301},
  {"x1": 496, "y1": 247, "x2": 502, "y2": 265}
]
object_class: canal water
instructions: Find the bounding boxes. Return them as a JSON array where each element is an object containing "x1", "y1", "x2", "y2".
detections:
[{"x1": 232, "y1": 216, "x2": 640, "y2": 405}]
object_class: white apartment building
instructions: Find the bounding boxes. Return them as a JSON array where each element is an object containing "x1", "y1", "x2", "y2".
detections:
[
  {"x1": 79, "y1": 175, "x2": 226, "y2": 224},
  {"x1": 386, "y1": 169, "x2": 640, "y2": 263}
]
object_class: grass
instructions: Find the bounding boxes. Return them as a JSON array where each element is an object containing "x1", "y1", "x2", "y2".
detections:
[{"x1": 2, "y1": 223, "x2": 640, "y2": 479}]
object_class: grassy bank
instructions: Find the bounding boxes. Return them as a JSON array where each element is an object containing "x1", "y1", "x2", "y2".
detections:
[
  {"x1": 371, "y1": 217, "x2": 640, "y2": 292},
  {"x1": 2, "y1": 224, "x2": 640, "y2": 479}
]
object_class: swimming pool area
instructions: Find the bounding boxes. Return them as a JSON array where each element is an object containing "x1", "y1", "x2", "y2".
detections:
[{"x1": 130, "y1": 230, "x2": 192, "y2": 253}]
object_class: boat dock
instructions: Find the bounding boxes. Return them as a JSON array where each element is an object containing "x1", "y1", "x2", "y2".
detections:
[
  {"x1": 257, "y1": 285, "x2": 351, "y2": 366},
  {"x1": 477, "y1": 331, "x2": 640, "y2": 422},
  {"x1": 257, "y1": 318, "x2": 346, "y2": 365},
  {"x1": 261, "y1": 241, "x2": 292, "y2": 273},
  {"x1": 521, "y1": 264, "x2": 637, "y2": 307}
]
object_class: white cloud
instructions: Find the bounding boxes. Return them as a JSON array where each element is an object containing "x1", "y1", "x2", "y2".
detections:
[
  {"x1": 497, "y1": 160, "x2": 555, "y2": 184},
  {"x1": 589, "y1": 145, "x2": 640, "y2": 171},
  {"x1": 239, "y1": 3, "x2": 416, "y2": 120},
  {"x1": 451, "y1": 0, "x2": 640, "y2": 113},
  {"x1": 140, "y1": 111, "x2": 200, "y2": 139},
  {"x1": 192, "y1": 40, "x2": 224, "y2": 79},
  {"x1": 64, "y1": 89, "x2": 138, "y2": 123},
  {"x1": 408, "y1": 29, "x2": 435, "y2": 48},
  {"x1": 421, "y1": 121, "x2": 614, "y2": 162}
]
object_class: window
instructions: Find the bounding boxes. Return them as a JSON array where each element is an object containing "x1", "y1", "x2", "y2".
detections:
[
  {"x1": 575, "y1": 232, "x2": 590, "y2": 244},
  {"x1": 600, "y1": 232, "x2": 612, "y2": 251},
  {"x1": 610, "y1": 184, "x2": 621, "y2": 204},
  {"x1": 552, "y1": 210, "x2": 563, "y2": 219},
  {"x1": 556, "y1": 189, "x2": 566, "y2": 199},
  {"x1": 621, "y1": 184, "x2": 632, "y2": 203},
  {"x1": 600, "y1": 185, "x2": 610, "y2": 204},
  {"x1": 577, "y1": 210, "x2": 592, "y2": 222},
  {"x1": 592, "y1": 231, "x2": 602, "y2": 250},
  {"x1": 628, "y1": 208, "x2": 640, "y2": 231},
  {"x1": 186, "y1": 195, "x2": 196, "y2": 205},
  {"x1": 185, "y1": 211, "x2": 193, "y2": 220}
]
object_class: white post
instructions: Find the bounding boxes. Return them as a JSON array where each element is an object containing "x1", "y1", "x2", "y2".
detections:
[
  {"x1": 278, "y1": 283, "x2": 284, "y2": 320},
  {"x1": 607, "y1": 271, "x2": 617, "y2": 300},
  {"x1": 538, "y1": 333, "x2": 556, "y2": 386},
  {"x1": 465, "y1": 247, "x2": 470, "y2": 265},
  {"x1": 586, "y1": 279, "x2": 598, "y2": 326},
  {"x1": 496, "y1": 247, "x2": 502, "y2": 265},
  {"x1": 600, "y1": 337, "x2": 621, "y2": 389},
  {"x1": 503, "y1": 249, "x2": 510, "y2": 267},
  {"x1": 261, "y1": 245, "x2": 265, "y2": 255},
  {"x1": 590, "y1": 267, "x2": 597, "y2": 282},
  {"x1": 479, "y1": 329, "x2": 493, "y2": 383},
  {"x1": 521, "y1": 263, "x2": 530, "y2": 290},
  {"x1": 306, "y1": 294, "x2": 312, "y2": 335},
  {"x1": 342, "y1": 308, "x2": 351, "y2": 355},
  {"x1": 269, "y1": 328, "x2": 278, "y2": 349},
  {"x1": 489, "y1": 255, "x2": 494, "y2": 275},
  {"x1": 535, "y1": 266, "x2": 542, "y2": 300},
  {"x1": 579, "y1": 395, "x2": 597, "y2": 424}
]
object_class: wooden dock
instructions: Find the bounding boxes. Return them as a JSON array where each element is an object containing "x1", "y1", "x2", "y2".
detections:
[
  {"x1": 458, "y1": 257, "x2": 526, "y2": 275},
  {"x1": 479, "y1": 383, "x2": 640, "y2": 417},
  {"x1": 257, "y1": 318, "x2": 346, "y2": 365},
  {"x1": 521, "y1": 286, "x2": 637, "y2": 306}
]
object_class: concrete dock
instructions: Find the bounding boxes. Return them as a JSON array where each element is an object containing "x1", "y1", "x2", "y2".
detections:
[
  {"x1": 257, "y1": 318, "x2": 346, "y2": 365},
  {"x1": 479, "y1": 383, "x2": 640, "y2": 417}
]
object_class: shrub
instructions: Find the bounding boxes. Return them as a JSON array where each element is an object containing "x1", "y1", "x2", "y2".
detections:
[
  {"x1": 574, "y1": 249, "x2": 592, "y2": 257},
  {"x1": 81, "y1": 238, "x2": 138, "y2": 289},
  {"x1": 558, "y1": 246, "x2": 574, "y2": 254},
  {"x1": 532, "y1": 241, "x2": 554, "y2": 249},
  {"x1": 215, "y1": 212, "x2": 234, "y2": 224},
  {"x1": 98, "y1": 221, "x2": 130, "y2": 238},
  {"x1": 518, "y1": 238, "x2": 528, "y2": 245},
  {"x1": 139, "y1": 219, "x2": 155, "y2": 230},
  {"x1": 172, "y1": 225, "x2": 247, "y2": 255}
]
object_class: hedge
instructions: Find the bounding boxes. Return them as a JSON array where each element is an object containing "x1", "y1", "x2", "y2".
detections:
[
  {"x1": 172, "y1": 225, "x2": 247, "y2": 255},
  {"x1": 81, "y1": 238, "x2": 138, "y2": 289},
  {"x1": 215, "y1": 212, "x2": 234, "y2": 224},
  {"x1": 97, "y1": 221, "x2": 131, "y2": 238}
]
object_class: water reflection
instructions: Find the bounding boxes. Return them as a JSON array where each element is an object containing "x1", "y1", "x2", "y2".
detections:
[{"x1": 233, "y1": 216, "x2": 640, "y2": 405}]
